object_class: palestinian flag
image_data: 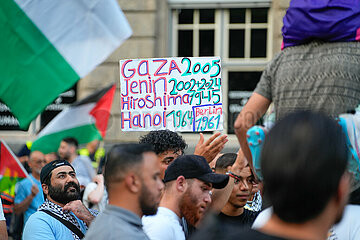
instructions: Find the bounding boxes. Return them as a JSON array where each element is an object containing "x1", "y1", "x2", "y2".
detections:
[
  {"x1": 0, "y1": 0, "x2": 132, "y2": 130},
  {"x1": 0, "y1": 140, "x2": 28, "y2": 193},
  {"x1": 31, "y1": 84, "x2": 116, "y2": 154}
]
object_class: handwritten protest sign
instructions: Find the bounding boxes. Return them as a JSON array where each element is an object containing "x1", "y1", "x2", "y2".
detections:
[{"x1": 120, "y1": 57, "x2": 223, "y2": 132}]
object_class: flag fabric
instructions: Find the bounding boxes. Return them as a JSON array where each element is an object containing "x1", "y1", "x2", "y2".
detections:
[
  {"x1": 0, "y1": 140, "x2": 28, "y2": 193},
  {"x1": 282, "y1": 0, "x2": 360, "y2": 49},
  {"x1": 0, "y1": 0, "x2": 132, "y2": 130},
  {"x1": 31, "y1": 84, "x2": 116, "y2": 154}
]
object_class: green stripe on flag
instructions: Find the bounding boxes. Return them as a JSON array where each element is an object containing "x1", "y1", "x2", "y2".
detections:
[
  {"x1": 0, "y1": 0, "x2": 80, "y2": 129},
  {"x1": 31, "y1": 124, "x2": 103, "y2": 154},
  {"x1": 0, "y1": 176, "x2": 22, "y2": 193}
]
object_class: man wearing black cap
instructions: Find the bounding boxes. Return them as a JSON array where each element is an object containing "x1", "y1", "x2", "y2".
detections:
[
  {"x1": 142, "y1": 154, "x2": 229, "y2": 240},
  {"x1": 22, "y1": 160, "x2": 97, "y2": 240}
]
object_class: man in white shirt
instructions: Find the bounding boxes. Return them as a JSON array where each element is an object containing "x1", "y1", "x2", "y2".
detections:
[{"x1": 142, "y1": 155, "x2": 229, "y2": 240}]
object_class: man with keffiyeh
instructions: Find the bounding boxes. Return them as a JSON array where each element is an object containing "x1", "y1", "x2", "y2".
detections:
[{"x1": 22, "y1": 160, "x2": 98, "y2": 240}]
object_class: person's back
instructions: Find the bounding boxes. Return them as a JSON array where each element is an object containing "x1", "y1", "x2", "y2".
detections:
[{"x1": 255, "y1": 41, "x2": 360, "y2": 121}]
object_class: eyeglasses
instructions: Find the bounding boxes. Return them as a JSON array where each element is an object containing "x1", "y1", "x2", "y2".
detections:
[{"x1": 34, "y1": 159, "x2": 47, "y2": 165}]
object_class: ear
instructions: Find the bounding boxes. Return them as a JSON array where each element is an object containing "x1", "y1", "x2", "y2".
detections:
[
  {"x1": 42, "y1": 184, "x2": 48, "y2": 195},
  {"x1": 124, "y1": 173, "x2": 141, "y2": 193},
  {"x1": 175, "y1": 176, "x2": 187, "y2": 193},
  {"x1": 71, "y1": 145, "x2": 77, "y2": 154}
]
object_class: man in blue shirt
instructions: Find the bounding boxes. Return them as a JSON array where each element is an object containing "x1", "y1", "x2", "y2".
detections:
[
  {"x1": 14, "y1": 151, "x2": 46, "y2": 224},
  {"x1": 23, "y1": 160, "x2": 97, "y2": 240}
]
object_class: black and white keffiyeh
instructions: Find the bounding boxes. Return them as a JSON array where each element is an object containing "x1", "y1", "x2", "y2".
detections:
[{"x1": 38, "y1": 199, "x2": 98, "y2": 240}]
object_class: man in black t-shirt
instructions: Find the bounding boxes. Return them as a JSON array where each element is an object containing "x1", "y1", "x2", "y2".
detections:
[
  {"x1": 214, "y1": 153, "x2": 259, "y2": 227},
  {"x1": 193, "y1": 111, "x2": 351, "y2": 240}
]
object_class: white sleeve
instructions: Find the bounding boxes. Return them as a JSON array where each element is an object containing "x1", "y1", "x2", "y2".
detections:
[
  {"x1": 252, "y1": 207, "x2": 273, "y2": 229},
  {"x1": 143, "y1": 216, "x2": 180, "y2": 240},
  {"x1": 82, "y1": 182, "x2": 98, "y2": 207},
  {"x1": 0, "y1": 199, "x2": 5, "y2": 221}
]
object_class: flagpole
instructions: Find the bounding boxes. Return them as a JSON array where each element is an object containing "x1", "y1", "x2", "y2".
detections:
[{"x1": 1, "y1": 140, "x2": 32, "y2": 184}]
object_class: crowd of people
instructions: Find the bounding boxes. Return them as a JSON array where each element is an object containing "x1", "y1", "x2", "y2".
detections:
[
  {"x1": 0, "y1": 0, "x2": 359, "y2": 239},
  {"x1": 1, "y1": 109, "x2": 358, "y2": 240}
]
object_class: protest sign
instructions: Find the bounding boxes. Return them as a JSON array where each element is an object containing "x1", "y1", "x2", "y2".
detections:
[{"x1": 120, "y1": 57, "x2": 223, "y2": 132}]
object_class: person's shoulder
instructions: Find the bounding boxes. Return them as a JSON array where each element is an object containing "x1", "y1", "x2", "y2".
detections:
[
  {"x1": 75, "y1": 155, "x2": 91, "y2": 162},
  {"x1": 143, "y1": 209, "x2": 182, "y2": 238},
  {"x1": 192, "y1": 226, "x2": 287, "y2": 240},
  {"x1": 229, "y1": 228, "x2": 287, "y2": 240},
  {"x1": 23, "y1": 211, "x2": 54, "y2": 234},
  {"x1": 143, "y1": 208, "x2": 178, "y2": 226},
  {"x1": 87, "y1": 210, "x2": 148, "y2": 240},
  {"x1": 76, "y1": 154, "x2": 92, "y2": 162},
  {"x1": 27, "y1": 210, "x2": 55, "y2": 222},
  {"x1": 17, "y1": 177, "x2": 32, "y2": 188},
  {"x1": 142, "y1": 212, "x2": 171, "y2": 227}
]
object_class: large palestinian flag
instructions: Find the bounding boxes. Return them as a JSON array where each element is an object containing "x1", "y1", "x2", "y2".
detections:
[
  {"x1": 31, "y1": 84, "x2": 116, "y2": 154},
  {"x1": 0, "y1": 0, "x2": 132, "y2": 129},
  {"x1": 0, "y1": 140, "x2": 28, "y2": 193}
]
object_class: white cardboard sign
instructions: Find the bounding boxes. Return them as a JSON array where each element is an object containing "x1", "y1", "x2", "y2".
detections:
[{"x1": 119, "y1": 57, "x2": 223, "y2": 132}]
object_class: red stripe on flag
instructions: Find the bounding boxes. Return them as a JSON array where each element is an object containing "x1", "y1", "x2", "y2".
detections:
[
  {"x1": 89, "y1": 84, "x2": 116, "y2": 138},
  {"x1": 0, "y1": 142, "x2": 27, "y2": 178}
]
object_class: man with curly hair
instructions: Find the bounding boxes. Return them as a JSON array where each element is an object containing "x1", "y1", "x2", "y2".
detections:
[
  {"x1": 139, "y1": 130, "x2": 228, "y2": 179},
  {"x1": 139, "y1": 130, "x2": 187, "y2": 179}
]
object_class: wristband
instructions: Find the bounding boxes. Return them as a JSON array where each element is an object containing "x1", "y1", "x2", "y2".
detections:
[{"x1": 226, "y1": 171, "x2": 241, "y2": 182}]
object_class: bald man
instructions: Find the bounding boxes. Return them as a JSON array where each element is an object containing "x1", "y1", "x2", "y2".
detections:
[{"x1": 15, "y1": 151, "x2": 47, "y2": 224}]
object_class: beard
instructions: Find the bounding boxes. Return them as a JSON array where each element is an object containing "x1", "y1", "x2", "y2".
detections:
[
  {"x1": 59, "y1": 151, "x2": 70, "y2": 161},
  {"x1": 179, "y1": 188, "x2": 202, "y2": 226},
  {"x1": 48, "y1": 181, "x2": 80, "y2": 205},
  {"x1": 139, "y1": 179, "x2": 160, "y2": 216}
]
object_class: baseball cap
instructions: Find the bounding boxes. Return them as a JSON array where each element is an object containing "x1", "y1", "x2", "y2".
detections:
[
  {"x1": 40, "y1": 160, "x2": 75, "y2": 184},
  {"x1": 163, "y1": 155, "x2": 229, "y2": 189}
]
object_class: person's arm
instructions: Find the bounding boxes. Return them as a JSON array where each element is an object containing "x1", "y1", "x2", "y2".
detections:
[
  {"x1": 14, "y1": 185, "x2": 39, "y2": 214},
  {"x1": 0, "y1": 199, "x2": 7, "y2": 240},
  {"x1": 234, "y1": 93, "x2": 271, "y2": 170},
  {"x1": 87, "y1": 175, "x2": 105, "y2": 204},
  {"x1": 194, "y1": 132, "x2": 228, "y2": 163},
  {"x1": 63, "y1": 200, "x2": 95, "y2": 226},
  {"x1": 0, "y1": 220, "x2": 7, "y2": 240}
]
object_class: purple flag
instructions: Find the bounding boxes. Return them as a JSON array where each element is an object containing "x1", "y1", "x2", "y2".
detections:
[{"x1": 282, "y1": 0, "x2": 360, "y2": 49}]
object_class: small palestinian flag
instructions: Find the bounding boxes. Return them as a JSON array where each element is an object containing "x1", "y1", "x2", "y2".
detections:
[
  {"x1": 0, "y1": 140, "x2": 28, "y2": 193},
  {"x1": 31, "y1": 84, "x2": 116, "y2": 154}
]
